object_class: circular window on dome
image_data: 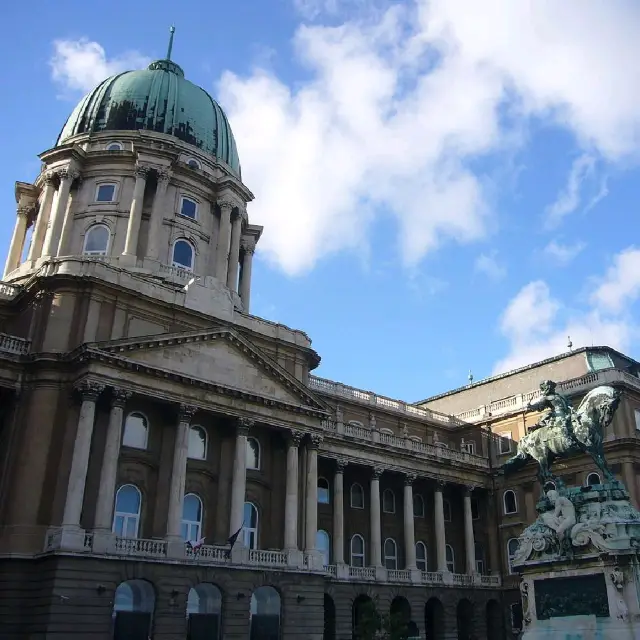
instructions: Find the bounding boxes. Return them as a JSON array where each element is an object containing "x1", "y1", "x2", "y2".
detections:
[
  {"x1": 187, "y1": 159, "x2": 200, "y2": 170},
  {"x1": 106, "y1": 142, "x2": 123, "y2": 151}
]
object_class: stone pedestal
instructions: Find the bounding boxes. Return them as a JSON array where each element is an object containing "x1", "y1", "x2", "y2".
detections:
[{"x1": 514, "y1": 482, "x2": 640, "y2": 639}]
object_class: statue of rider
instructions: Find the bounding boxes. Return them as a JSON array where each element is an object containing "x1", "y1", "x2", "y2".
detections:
[{"x1": 525, "y1": 380, "x2": 574, "y2": 438}]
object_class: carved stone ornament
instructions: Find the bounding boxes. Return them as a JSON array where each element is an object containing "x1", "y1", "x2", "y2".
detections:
[
  {"x1": 156, "y1": 169, "x2": 171, "y2": 185},
  {"x1": 335, "y1": 459, "x2": 347, "y2": 474},
  {"x1": 134, "y1": 165, "x2": 151, "y2": 179},
  {"x1": 610, "y1": 566, "x2": 625, "y2": 591},
  {"x1": 178, "y1": 403, "x2": 198, "y2": 422},
  {"x1": 75, "y1": 380, "x2": 105, "y2": 400},
  {"x1": 287, "y1": 429, "x2": 304, "y2": 447},
  {"x1": 404, "y1": 473, "x2": 417, "y2": 486},
  {"x1": 111, "y1": 388, "x2": 132, "y2": 408},
  {"x1": 236, "y1": 417, "x2": 254, "y2": 436},
  {"x1": 218, "y1": 199, "x2": 236, "y2": 213},
  {"x1": 241, "y1": 238, "x2": 256, "y2": 255},
  {"x1": 42, "y1": 170, "x2": 56, "y2": 186},
  {"x1": 369, "y1": 413, "x2": 377, "y2": 430},
  {"x1": 372, "y1": 467, "x2": 384, "y2": 480},
  {"x1": 56, "y1": 167, "x2": 80, "y2": 182},
  {"x1": 520, "y1": 581, "x2": 531, "y2": 626},
  {"x1": 17, "y1": 205, "x2": 35, "y2": 219},
  {"x1": 308, "y1": 433, "x2": 323, "y2": 449}
]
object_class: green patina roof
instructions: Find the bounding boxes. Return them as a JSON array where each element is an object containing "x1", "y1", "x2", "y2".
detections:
[{"x1": 57, "y1": 58, "x2": 241, "y2": 176}]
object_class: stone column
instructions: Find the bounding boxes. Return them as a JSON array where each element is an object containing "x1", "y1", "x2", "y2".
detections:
[
  {"x1": 229, "y1": 417, "x2": 253, "y2": 539},
  {"x1": 304, "y1": 434, "x2": 322, "y2": 552},
  {"x1": 434, "y1": 482, "x2": 447, "y2": 572},
  {"x1": 463, "y1": 487, "x2": 476, "y2": 574},
  {"x1": 122, "y1": 165, "x2": 149, "y2": 259},
  {"x1": 333, "y1": 460, "x2": 346, "y2": 564},
  {"x1": 146, "y1": 170, "x2": 171, "y2": 261},
  {"x1": 28, "y1": 172, "x2": 56, "y2": 261},
  {"x1": 62, "y1": 381, "x2": 105, "y2": 528},
  {"x1": 94, "y1": 388, "x2": 131, "y2": 530},
  {"x1": 166, "y1": 404, "x2": 197, "y2": 540},
  {"x1": 215, "y1": 200, "x2": 234, "y2": 283},
  {"x1": 370, "y1": 468, "x2": 383, "y2": 567},
  {"x1": 486, "y1": 491, "x2": 501, "y2": 575},
  {"x1": 284, "y1": 430, "x2": 303, "y2": 550},
  {"x1": 239, "y1": 239, "x2": 255, "y2": 312},
  {"x1": 42, "y1": 168, "x2": 77, "y2": 257},
  {"x1": 404, "y1": 474, "x2": 417, "y2": 569},
  {"x1": 226, "y1": 209, "x2": 243, "y2": 290},
  {"x1": 4, "y1": 205, "x2": 31, "y2": 276},
  {"x1": 57, "y1": 189, "x2": 77, "y2": 256}
]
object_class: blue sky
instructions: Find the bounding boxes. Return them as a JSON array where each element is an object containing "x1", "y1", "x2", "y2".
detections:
[{"x1": 2, "y1": 0, "x2": 640, "y2": 402}]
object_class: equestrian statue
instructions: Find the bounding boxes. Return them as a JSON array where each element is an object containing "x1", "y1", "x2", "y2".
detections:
[{"x1": 502, "y1": 379, "x2": 621, "y2": 486}]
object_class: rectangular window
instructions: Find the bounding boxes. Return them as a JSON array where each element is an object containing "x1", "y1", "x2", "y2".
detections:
[
  {"x1": 499, "y1": 432, "x2": 512, "y2": 454},
  {"x1": 461, "y1": 441, "x2": 475, "y2": 455},
  {"x1": 95, "y1": 183, "x2": 116, "y2": 202},
  {"x1": 635, "y1": 409, "x2": 640, "y2": 431},
  {"x1": 180, "y1": 196, "x2": 198, "y2": 219}
]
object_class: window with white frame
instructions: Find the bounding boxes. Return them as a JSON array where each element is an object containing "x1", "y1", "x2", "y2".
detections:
[
  {"x1": 350, "y1": 483, "x2": 364, "y2": 509},
  {"x1": 499, "y1": 432, "x2": 512, "y2": 454},
  {"x1": 243, "y1": 502, "x2": 259, "y2": 549},
  {"x1": 246, "y1": 438, "x2": 260, "y2": 470},
  {"x1": 180, "y1": 196, "x2": 198, "y2": 219},
  {"x1": 83, "y1": 224, "x2": 110, "y2": 255},
  {"x1": 443, "y1": 499, "x2": 452, "y2": 522},
  {"x1": 475, "y1": 543, "x2": 485, "y2": 574},
  {"x1": 95, "y1": 183, "x2": 117, "y2": 202},
  {"x1": 471, "y1": 497, "x2": 479, "y2": 520},
  {"x1": 122, "y1": 412, "x2": 148, "y2": 450},
  {"x1": 415, "y1": 541, "x2": 427, "y2": 571},
  {"x1": 172, "y1": 238, "x2": 194, "y2": 270},
  {"x1": 586, "y1": 472, "x2": 601, "y2": 487},
  {"x1": 181, "y1": 493, "x2": 203, "y2": 542},
  {"x1": 187, "y1": 158, "x2": 200, "y2": 170},
  {"x1": 382, "y1": 489, "x2": 395, "y2": 514},
  {"x1": 350, "y1": 534, "x2": 365, "y2": 567},
  {"x1": 187, "y1": 425, "x2": 207, "y2": 460},
  {"x1": 460, "y1": 440, "x2": 475, "y2": 455},
  {"x1": 503, "y1": 490, "x2": 518, "y2": 515},
  {"x1": 316, "y1": 530, "x2": 330, "y2": 566},
  {"x1": 507, "y1": 538, "x2": 519, "y2": 574},
  {"x1": 445, "y1": 544, "x2": 455, "y2": 572},
  {"x1": 106, "y1": 142, "x2": 123, "y2": 151},
  {"x1": 112, "y1": 484, "x2": 141, "y2": 538},
  {"x1": 318, "y1": 477, "x2": 330, "y2": 504},
  {"x1": 635, "y1": 409, "x2": 640, "y2": 431},
  {"x1": 384, "y1": 538, "x2": 398, "y2": 570},
  {"x1": 413, "y1": 494, "x2": 425, "y2": 518}
]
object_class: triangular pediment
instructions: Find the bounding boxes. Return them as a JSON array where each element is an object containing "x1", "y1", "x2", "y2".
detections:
[{"x1": 91, "y1": 328, "x2": 327, "y2": 412}]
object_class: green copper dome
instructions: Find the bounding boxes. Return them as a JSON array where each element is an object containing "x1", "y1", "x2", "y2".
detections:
[{"x1": 57, "y1": 58, "x2": 241, "y2": 175}]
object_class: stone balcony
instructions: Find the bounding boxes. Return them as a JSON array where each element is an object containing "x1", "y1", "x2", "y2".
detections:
[
  {"x1": 0, "y1": 333, "x2": 30, "y2": 355},
  {"x1": 453, "y1": 368, "x2": 640, "y2": 423},
  {"x1": 43, "y1": 529, "x2": 501, "y2": 589}
]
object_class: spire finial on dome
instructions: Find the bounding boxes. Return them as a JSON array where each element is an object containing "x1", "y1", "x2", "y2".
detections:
[{"x1": 166, "y1": 25, "x2": 176, "y2": 61}]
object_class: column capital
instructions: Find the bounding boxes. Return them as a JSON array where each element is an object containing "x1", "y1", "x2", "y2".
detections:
[
  {"x1": 435, "y1": 479, "x2": 446, "y2": 490},
  {"x1": 178, "y1": 403, "x2": 197, "y2": 422},
  {"x1": 372, "y1": 467, "x2": 384, "y2": 480},
  {"x1": 111, "y1": 388, "x2": 132, "y2": 408},
  {"x1": 156, "y1": 169, "x2": 172, "y2": 185},
  {"x1": 42, "y1": 170, "x2": 56, "y2": 186},
  {"x1": 308, "y1": 433, "x2": 323, "y2": 449},
  {"x1": 218, "y1": 198, "x2": 236, "y2": 213},
  {"x1": 404, "y1": 473, "x2": 417, "y2": 486},
  {"x1": 336, "y1": 458, "x2": 347, "y2": 474},
  {"x1": 286, "y1": 429, "x2": 304, "y2": 447},
  {"x1": 17, "y1": 205, "x2": 35, "y2": 219},
  {"x1": 230, "y1": 208, "x2": 243, "y2": 222},
  {"x1": 241, "y1": 238, "x2": 256, "y2": 255},
  {"x1": 134, "y1": 164, "x2": 151, "y2": 179},
  {"x1": 236, "y1": 416, "x2": 255, "y2": 436},
  {"x1": 56, "y1": 167, "x2": 80, "y2": 182},
  {"x1": 75, "y1": 380, "x2": 105, "y2": 401},
  {"x1": 465, "y1": 485, "x2": 476, "y2": 496}
]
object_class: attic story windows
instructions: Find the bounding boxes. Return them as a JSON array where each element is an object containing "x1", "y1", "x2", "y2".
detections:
[
  {"x1": 95, "y1": 183, "x2": 116, "y2": 203},
  {"x1": 180, "y1": 196, "x2": 198, "y2": 220}
]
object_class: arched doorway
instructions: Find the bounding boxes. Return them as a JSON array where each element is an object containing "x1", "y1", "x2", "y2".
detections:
[
  {"x1": 424, "y1": 598, "x2": 444, "y2": 640},
  {"x1": 456, "y1": 599, "x2": 474, "y2": 640},
  {"x1": 486, "y1": 599, "x2": 504, "y2": 640},
  {"x1": 250, "y1": 586, "x2": 281, "y2": 640},
  {"x1": 324, "y1": 593, "x2": 336, "y2": 640},
  {"x1": 390, "y1": 596, "x2": 411, "y2": 638},
  {"x1": 352, "y1": 595, "x2": 376, "y2": 640},
  {"x1": 112, "y1": 579, "x2": 155, "y2": 640},
  {"x1": 187, "y1": 583, "x2": 222, "y2": 640}
]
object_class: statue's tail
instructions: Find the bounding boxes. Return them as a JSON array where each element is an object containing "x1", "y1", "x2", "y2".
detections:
[{"x1": 502, "y1": 452, "x2": 530, "y2": 476}]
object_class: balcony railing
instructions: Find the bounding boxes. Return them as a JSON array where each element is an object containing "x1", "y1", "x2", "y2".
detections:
[
  {"x1": 248, "y1": 549, "x2": 288, "y2": 566},
  {"x1": 0, "y1": 282, "x2": 21, "y2": 299},
  {"x1": 114, "y1": 537, "x2": 167, "y2": 558},
  {"x1": 0, "y1": 333, "x2": 30, "y2": 355}
]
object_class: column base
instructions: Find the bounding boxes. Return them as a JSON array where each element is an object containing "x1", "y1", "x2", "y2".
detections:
[
  {"x1": 303, "y1": 549, "x2": 324, "y2": 570},
  {"x1": 285, "y1": 549, "x2": 304, "y2": 569},
  {"x1": 118, "y1": 254, "x2": 138, "y2": 267},
  {"x1": 441, "y1": 570, "x2": 454, "y2": 586},
  {"x1": 336, "y1": 563, "x2": 350, "y2": 580},
  {"x1": 375, "y1": 566, "x2": 387, "y2": 581},
  {"x1": 57, "y1": 525, "x2": 90, "y2": 552},
  {"x1": 91, "y1": 530, "x2": 117, "y2": 554},
  {"x1": 166, "y1": 537, "x2": 186, "y2": 559},
  {"x1": 231, "y1": 543, "x2": 248, "y2": 565},
  {"x1": 410, "y1": 569, "x2": 422, "y2": 584}
]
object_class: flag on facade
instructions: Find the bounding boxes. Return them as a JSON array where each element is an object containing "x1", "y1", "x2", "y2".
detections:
[
  {"x1": 225, "y1": 523, "x2": 244, "y2": 558},
  {"x1": 186, "y1": 537, "x2": 206, "y2": 556}
]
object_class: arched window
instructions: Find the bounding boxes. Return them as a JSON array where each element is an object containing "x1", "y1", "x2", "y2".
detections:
[
  {"x1": 586, "y1": 472, "x2": 601, "y2": 487},
  {"x1": 475, "y1": 543, "x2": 485, "y2": 574},
  {"x1": 113, "y1": 484, "x2": 141, "y2": 538},
  {"x1": 243, "y1": 502, "x2": 258, "y2": 549},
  {"x1": 122, "y1": 412, "x2": 148, "y2": 450},
  {"x1": 250, "y1": 586, "x2": 281, "y2": 639},
  {"x1": 113, "y1": 579, "x2": 154, "y2": 638},
  {"x1": 350, "y1": 483, "x2": 364, "y2": 509},
  {"x1": 316, "y1": 529, "x2": 330, "y2": 566},
  {"x1": 182, "y1": 494, "x2": 203, "y2": 542},
  {"x1": 382, "y1": 489, "x2": 395, "y2": 514},
  {"x1": 413, "y1": 494, "x2": 425, "y2": 518},
  {"x1": 187, "y1": 583, "x2": 221, "y2": 639},
  {"x1": 107, "y1": 142, "x2": 123, "y2": 151},
  {"x1": 318, "y1": 477, "x2": 330, "y2": 504},
  {"x1": 507, "y1": 538, "x2": 519, "y2": 574},
  {"x1": 415, "y1": 541, "x2": 427, "y2": 571},
  {"x1": 83, "y1": 224, "x2": 110, "y2": 255},
  {"x1": 188, "y1": 425, "x2": 207, "y2": 460},
  {"x1": 384, "y1": 538, "x2": 398, "y2": 570},
  {"x1": 445, "y1": 544, "x2": 455, "y2": 573},
  {"x1": 172, "y1": 239, "x2": 194, "y2": 270},
  {"x1": 350, "y1": 534, "x2": 365, "y2": 567},
  {"x1": 246, "y1": 437, "x2": 260, "y2": 470},
  {"x1": 503, "y1": 490, "x2": 518, "y2": 515},
  {"x1": 443, "y1": 499, "x2": 452, "y2": 522}
]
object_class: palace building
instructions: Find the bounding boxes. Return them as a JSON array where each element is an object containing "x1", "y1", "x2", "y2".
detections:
[{"x1": 0, "y1": 44, "x2": 639, "y2": 640}]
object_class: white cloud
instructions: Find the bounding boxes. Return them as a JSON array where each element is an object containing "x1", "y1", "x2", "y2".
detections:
[
  {"x1": 50, "y1": 39, "x2": 149, "y2": 94},
  {"x1": 474, "y1": 251, "x2": 506, "y2": 281},
  {"x1": 494, "y1": 247, "x2": 640, "y2": 373},
  {"x1": 543, "y1": 240, "x2": 586, "y2": 266}
]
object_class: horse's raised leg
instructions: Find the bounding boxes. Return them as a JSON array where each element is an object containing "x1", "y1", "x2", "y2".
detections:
[{"x1": 589, "y1": 448, "x2": 615, "y2": 483}]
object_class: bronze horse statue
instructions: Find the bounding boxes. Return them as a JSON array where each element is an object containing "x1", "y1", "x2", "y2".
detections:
[{"x1": 502, "y1": 383, "x2": 621, "y2": 486}]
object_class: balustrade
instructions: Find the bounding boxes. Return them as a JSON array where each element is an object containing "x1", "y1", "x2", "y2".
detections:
[{"x1": 114, "y1": 537, "x2": 167, "y2": 558}]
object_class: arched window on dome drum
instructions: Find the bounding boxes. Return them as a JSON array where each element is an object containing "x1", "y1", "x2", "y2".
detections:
[
  {"x1": 382, "y1": 489, "x2": 395, "y2": 514},
  {"x1": 187, "y1": 159, "x2": 201, "y2": 170},
  {"x1": 383, "y1": 538, "x2": 397, "y2": 570},
  {"x1": 413, "y1": 494, "x2": 425, "y2": 518},
  {"x1": 415, "y1": 541, "x2": 427, "y2": 571},
  {"x1": 503, "y1": 490, "x2": 518, "y2": 515},
  {"x1": 350, "y1": 483, "x2": 364, "y2": 509},
  {"x1": 243, "y1": 502, "x2": 259, "y2": 549},
  {"x1": 107, "y1": 142, "x2": 123, "y2": 151},
  {"x1": 188, "y1": 426, "x2": 207, "y2": 460},
  {"x1": 112, "y1": 484, "x2": 141, "y2": 539},
  {"x1": 445, "y1": 544, "x2": 455, "y2": 573},
  {"x1": 350, "y1": 534, "x2": 365, "y2": 567},
  {"x1": 246, "y1": 438, "x2": 260, "y2": 470},
  {"x1": 317, "y1": 477, "x2": 330, "y2": 504},
  {"x1": 172, "y1": 239, "x2": 194, "y2": 271},
  {"x1": 83, "y1": 224, "x2": 110, "y2": 256},
  {"x1": 507, "y1": 538, "x2": 519, "y2": 574},
  {"x1": 316, "y1": 530, "x2": 330, "y2": 566},
  {"x1": 182, "y1": 493, "x2": 203, "y2": 542},
  {"x1": 122, "y1": 412, "x2": 148, "y2": 450}
]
